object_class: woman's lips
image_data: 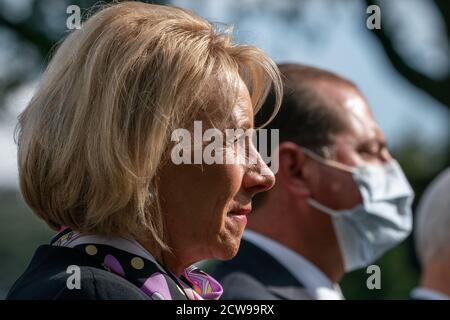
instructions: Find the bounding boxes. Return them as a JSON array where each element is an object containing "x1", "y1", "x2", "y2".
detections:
[{"x1": 227, "y1": 209, "x2": 251, "y2": 223}]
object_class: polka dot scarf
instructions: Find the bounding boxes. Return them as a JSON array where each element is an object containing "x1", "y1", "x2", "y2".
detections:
[{"x1": 51, "y1": 229, "x2": 223, "y2": 300}]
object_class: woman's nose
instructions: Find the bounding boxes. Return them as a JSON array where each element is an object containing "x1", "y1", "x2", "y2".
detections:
[{"x1": 242, "y1": 157, "x2": 275, "y2": 197}]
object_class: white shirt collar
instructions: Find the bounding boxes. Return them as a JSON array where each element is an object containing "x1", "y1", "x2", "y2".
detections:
[
  {"x1": 243, "y1": 230, "x2": 344, "y2": 300},
  {"x1": 411, "y1": 287, "x2": 450, "y2": 300}
]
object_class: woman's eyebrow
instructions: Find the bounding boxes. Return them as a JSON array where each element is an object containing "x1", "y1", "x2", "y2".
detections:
[
  {"x1": 239, "y1": 120, "x2": 253, "y2": 130},
  {"x1": 230, "y1": 113, "x2": 252, "y2": 130}
]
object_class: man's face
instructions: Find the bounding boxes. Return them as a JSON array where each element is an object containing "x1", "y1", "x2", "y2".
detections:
[{"x1": 304, "y1": 82, "x2": 392, "y2": 211}]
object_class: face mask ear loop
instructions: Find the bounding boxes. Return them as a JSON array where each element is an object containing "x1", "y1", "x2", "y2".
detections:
[
  {"x1": 307, "y1": 198, "x2": 341, "y2": 218},
  {"x1": 301, "y1": 147, "x2": 356, "y2": 174}
]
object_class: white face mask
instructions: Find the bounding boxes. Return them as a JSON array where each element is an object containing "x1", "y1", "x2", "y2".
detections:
[{"x1": 302, "y1": 148, "x2": 414, "y2": 272}]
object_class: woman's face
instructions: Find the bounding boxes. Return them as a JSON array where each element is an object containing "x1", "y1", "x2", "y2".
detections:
[{"x1": 158, "y1": 79, "x2": 275, "y2": 266}]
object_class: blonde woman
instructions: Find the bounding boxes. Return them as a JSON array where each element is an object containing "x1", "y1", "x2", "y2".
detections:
[{"x1": 7, "y1": 2, "x2": 281, "y2": 300}]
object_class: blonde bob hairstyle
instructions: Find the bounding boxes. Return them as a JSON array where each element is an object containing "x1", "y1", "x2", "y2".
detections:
[{"x1": 15, "y1": 1, "x2": 282, "y2": 249}]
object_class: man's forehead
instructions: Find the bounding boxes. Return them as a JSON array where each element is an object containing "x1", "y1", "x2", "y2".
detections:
[
  {"x1": 344, "y1": 97, "x2": 378, "y2": 141},
  {"x1": 313, "y1": 81, "x2": 383, "y2": 144}
]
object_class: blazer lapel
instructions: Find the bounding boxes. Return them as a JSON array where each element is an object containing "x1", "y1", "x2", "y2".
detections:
[{"x1": 224, "y1": 239, "x2": 309, "y2": 300}]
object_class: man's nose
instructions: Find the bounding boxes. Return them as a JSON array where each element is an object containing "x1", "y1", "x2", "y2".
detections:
[{"x1": 380, "y1": 148, "x2": 392, "y2": 162}]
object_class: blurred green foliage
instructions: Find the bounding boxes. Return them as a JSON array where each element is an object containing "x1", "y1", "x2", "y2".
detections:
[{"x1": 0, "y1": 190, "x2": 53, "y2": 298}]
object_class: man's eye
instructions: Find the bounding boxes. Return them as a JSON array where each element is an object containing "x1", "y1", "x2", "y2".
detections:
[
  {"x1": 362, "y1": 148, "x2": 375, "y2": 155},
  {"x1": 359, "y1": 143, "x2": 387, "y2": 159},
  {"x1": 358, "y1": 147, "x2": 377, "y2": 157},
  {"x1": 360, "y1": 151, "x2": 374, "y2": 159}
]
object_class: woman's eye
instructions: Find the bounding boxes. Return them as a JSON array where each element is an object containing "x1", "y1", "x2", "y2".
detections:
[{"x1": 228, "y1": 134, "x2": 244, "y2": 145}]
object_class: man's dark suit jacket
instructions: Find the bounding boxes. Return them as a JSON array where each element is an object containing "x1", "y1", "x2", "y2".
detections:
[{"x1": 212, "y1": 239, "x2": 310, "y2": 300}]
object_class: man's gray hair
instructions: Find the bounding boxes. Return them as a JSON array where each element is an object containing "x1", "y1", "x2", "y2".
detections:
[{"x1": 415, "y1": 168, "x2": 450, "y2": 264}]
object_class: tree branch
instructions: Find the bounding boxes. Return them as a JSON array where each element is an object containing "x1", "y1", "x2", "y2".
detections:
[
  {"x1": 366, "y1": 0, "x2": 450, "y2": 108},
  {"x1": 0, "y1": 15, "x2": 55, "y2": 58}
]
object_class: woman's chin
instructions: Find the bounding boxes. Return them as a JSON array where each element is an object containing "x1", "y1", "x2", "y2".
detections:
[{"x1": 214, "y1": 237, "x2": 243, "y2": 261}]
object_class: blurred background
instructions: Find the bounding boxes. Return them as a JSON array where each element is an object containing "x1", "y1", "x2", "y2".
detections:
[{"x1": 0, "y1": 0, "x2": 449, "y2": 299}]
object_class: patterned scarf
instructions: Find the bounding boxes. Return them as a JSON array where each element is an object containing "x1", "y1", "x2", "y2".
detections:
[{"x1": 51, "y1": 229, "x2": 222, "y2": 300}]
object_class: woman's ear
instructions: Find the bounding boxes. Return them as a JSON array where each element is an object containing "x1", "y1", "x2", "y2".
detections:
[{"x1": 277, "y1": 142, "x2": 311, "y2": 198}]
